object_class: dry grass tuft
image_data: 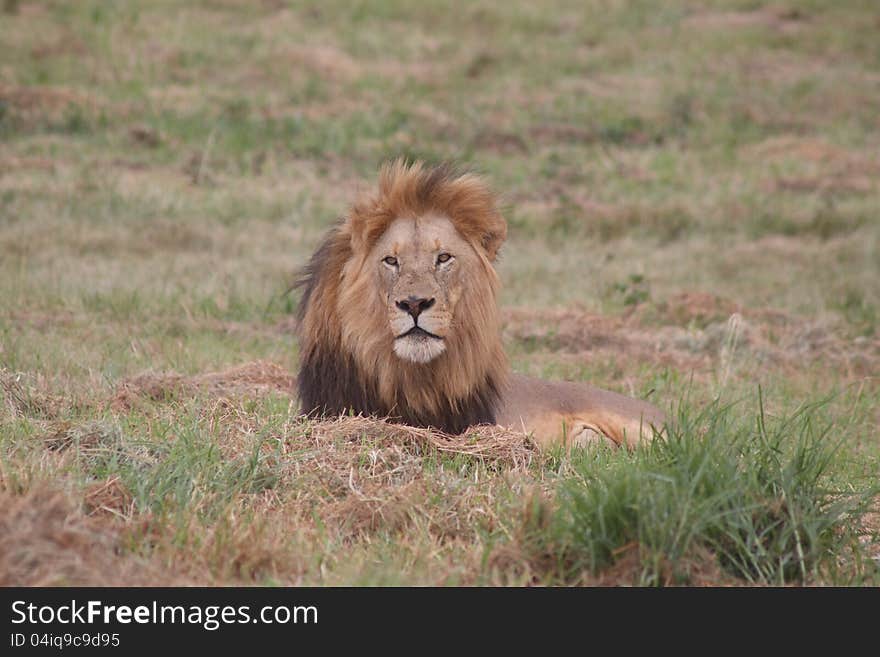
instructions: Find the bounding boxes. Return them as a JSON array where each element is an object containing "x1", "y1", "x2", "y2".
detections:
[
  {"x1": 304, "y1": 415, "x2": 535, "y2": 467},
  {"x1": 861, "y1": 497, "x2": 880, "y2": 567},
  {"x1": 275, "y1": 415, "x2": 535, "y2": 542},
  {"x1": 42, "y1": 420, "x2": 157, "y2": 474},
  {"x1": 0, "y1": 368, "x2": 63, "y2": 420},
  {"x1": 0, "y1": 486, "x2": 163, "y2": 586},
  {"x1": 135, "y1": 507, "x2": 311, "y2": 585},
  {"x1": 319, "y1": 481, "x2": 424, "y2": 538},
  {"x1": 586, "y1": 542, "x2": 731, "y2": 587},
  {"x1": 83, "y1": 475, "x2": 135, "y2": 520},
  {"x1": 111, "y1": 360, "x2": 297, "y2": 410}
]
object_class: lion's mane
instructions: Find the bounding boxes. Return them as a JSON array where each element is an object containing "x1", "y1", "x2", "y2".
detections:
[{"x1": 294, "y1": 160, "x2": 509, "y2": 433}]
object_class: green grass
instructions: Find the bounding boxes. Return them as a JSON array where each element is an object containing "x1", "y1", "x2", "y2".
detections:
[
  {"x1": 521, "y1": 396, "x2": 877, "y2": 585},
  {"x1": 1, "y1": 0, "x2": 878, "y2": 585}
]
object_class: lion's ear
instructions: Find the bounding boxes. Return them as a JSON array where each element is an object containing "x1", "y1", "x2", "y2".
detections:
[
  {"x1": 345, "y1": 208, "x2": 379, "y2": 257},
  {"x1": 345, "y1": 216, "x2": 365, "y2": 254},
  {"x1": 480, "y1": 218, "x2": 507, "y2": 262}
]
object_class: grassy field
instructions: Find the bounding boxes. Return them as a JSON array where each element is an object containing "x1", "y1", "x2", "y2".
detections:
[{"x1": 1, "y1": 0, "x2": 878, "y2": 585}]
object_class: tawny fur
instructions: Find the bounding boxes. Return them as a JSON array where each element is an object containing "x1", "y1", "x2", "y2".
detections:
[{"x1": 294, "y1": 159, "x2": 665, "y2": 446}]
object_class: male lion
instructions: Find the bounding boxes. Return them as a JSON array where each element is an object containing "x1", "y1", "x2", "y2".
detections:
[{"x1": 294, "y1": 160, "x2": 664, "y2": 448}]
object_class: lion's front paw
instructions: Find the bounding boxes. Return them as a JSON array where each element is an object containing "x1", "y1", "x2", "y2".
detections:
[
  {"x1": 617, "y1": 416, "x2": 664, "y2": 449},
  {"x1": 569, "y1": 424, "x2": 618, "y2": 449}
]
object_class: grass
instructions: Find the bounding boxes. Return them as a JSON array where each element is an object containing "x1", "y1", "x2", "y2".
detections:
[
  {"x1": 520, "y1": 396, "x2": 876, "y2": 585},
  {"x1": 1, "y1": 0, "x2": 879, "y2": 585}
]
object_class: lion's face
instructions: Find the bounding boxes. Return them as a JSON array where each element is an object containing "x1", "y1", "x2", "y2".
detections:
[
  {"x1": 297, "y1": 159, "x2": 509, "y2": 431},
  {"x1": 371, "y1": 213, "x2": 473, "y2": 364}
]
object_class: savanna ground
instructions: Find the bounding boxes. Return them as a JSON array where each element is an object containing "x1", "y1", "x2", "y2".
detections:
[{"x1": 1, "y1": 0, "x2": 878, "y2": 586}]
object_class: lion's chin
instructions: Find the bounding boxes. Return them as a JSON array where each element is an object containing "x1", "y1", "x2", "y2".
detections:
[{"x1": 393, "y1": 335, "x2": 446, "y2": 364}]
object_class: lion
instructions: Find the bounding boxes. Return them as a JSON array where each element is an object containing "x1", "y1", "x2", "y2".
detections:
[{"x1": 294, "y1": 159, "x2": 664, "y2": 449}]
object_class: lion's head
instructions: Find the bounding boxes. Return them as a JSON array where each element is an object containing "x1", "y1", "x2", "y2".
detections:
[{"x1": 294, "y1": 160, "x2": 509, "y2": 433}]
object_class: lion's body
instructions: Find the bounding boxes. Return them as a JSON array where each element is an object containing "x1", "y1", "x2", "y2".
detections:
[
  {"x1": 295, "y1": 160, "x2": 663, "y2": 448},
  {"x1": 498, "y1": 374, "x2": 664, "y2": 448}
]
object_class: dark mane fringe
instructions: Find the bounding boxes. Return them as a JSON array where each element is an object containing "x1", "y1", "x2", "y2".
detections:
[
  {"x1": 297, "y1": 345, "x2": 500, "y2": 434},
  {"x1": 290, "y1": 220, "x2": 342, "y2": 317}
]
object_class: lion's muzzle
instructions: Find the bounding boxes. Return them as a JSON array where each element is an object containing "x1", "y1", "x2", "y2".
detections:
[{"x1": 392, "y1": 311, "x2": 446, "y2": 364}]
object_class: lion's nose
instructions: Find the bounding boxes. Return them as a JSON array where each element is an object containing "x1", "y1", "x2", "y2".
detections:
[{"x1": 396, "y1": 296, "x2": 435, "y2": 320}]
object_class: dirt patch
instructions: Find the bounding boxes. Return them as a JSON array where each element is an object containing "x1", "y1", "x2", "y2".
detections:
[
  {"x1": 744, "y1": 136, "x2": 880, "y2": 187},
  {"x1": 684, "y1": 6, "x2": 808, "y2": 33},
  {"x1": 0, "y1": 84, "x2": 94, "y2": 112},
  {"x1": 660, "y1": 292, "x2": 742, "y2": 327},
  {"x1": 529, "y1": 122, "x2": 598, "y2": 145},
  {"x1": 0, "y1": 84, "x2": 104, "y2": 130},
  {"x1": 745, "y1": 136, "x2": 852, "y2": 164},
  {"x1": 0, "y1": 156, "x2": 56, "y2": 175},
  {"x1": 266, "y1": 42, "x2": 439, "y2": 87},
  {"x1": 769, "y1": 175, "x2": 876, "y2": 195},
  {"x1": 128, "y1": 123, "x2": 162, "y2": 148},
  {"x1": 743, "y1": 136, "x2": 880, "y2": 197},
  {"x1": 503, "y1": 306, "x2": 711, "y2": 373},
  {"x1": 511, "y1": 184, "x2": 694, "y2": 241},
  {"x1": 470, "y1": 129, "x2": 529, "y2": 154},
  {"x1": 30, "y1": 31, "x2": 89, "y2": 60},
  {"x1": 281, "y1": 44, "x2": 360, "y2": 80}
]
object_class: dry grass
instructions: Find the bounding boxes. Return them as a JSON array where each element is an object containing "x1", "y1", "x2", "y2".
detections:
[
  {"x1": 110, "y1": 359, "x2": 536, "y2": 464},
  {"x1": 0, "y1": 486, "x2": 169, "y2": 586},
  {"x1": 297, "y1": 415, "x2": 534, "y2": 467},
  {"x1": 110, "y1": 360, "x2": 297, "y2": 411},
  {"x1": 505, "y1": 304, "x2": 879, "y2": 379},
  {"x1": 3, "y1": 367, "x2": 539, "y2": 585}
]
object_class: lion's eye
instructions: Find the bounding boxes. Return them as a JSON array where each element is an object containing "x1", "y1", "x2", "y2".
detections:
[
  {"x1": 382, "y1": 256, "x2": 398, "y2": 267},
  {"x1": 436, "y1": 253, "x2": 453, "y2": 265}
]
